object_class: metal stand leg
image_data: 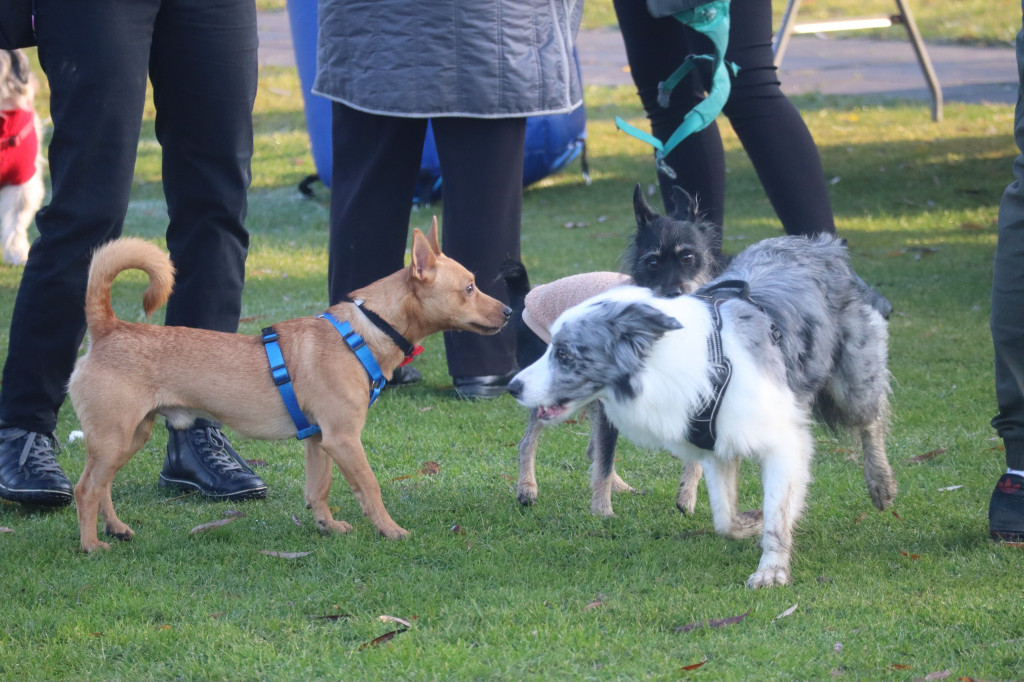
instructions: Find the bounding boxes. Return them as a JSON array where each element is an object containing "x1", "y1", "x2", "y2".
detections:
[{"x1": 771, "y1": 0, "x2": 943, "y2": 121}]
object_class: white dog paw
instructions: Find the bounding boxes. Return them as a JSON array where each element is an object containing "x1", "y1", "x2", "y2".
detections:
[{"x1": 745, "y1": 565, "x2": 790, "y2": 589}]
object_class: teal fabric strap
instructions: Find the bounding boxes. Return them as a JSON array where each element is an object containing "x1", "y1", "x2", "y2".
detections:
[
  {"x1": 318, "y1": 312, "x2": 386, "y2": 407},
  {"x1": 615, "y1": 0, "x2": 736, "y2": 178}
]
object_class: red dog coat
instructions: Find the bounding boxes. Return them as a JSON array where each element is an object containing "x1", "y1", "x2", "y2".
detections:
[{"x1": 0, "y1": 109, "x2": 38, "y2": 187}]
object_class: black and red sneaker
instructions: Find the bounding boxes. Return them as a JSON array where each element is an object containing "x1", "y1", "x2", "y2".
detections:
[{"x1": 989, "y1": 473, "x2": 1024, "y2": 541}]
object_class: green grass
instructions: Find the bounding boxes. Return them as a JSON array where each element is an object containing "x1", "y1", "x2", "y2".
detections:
[{"x1": 1, "y1": 54, "x2": 1022, "y2": 682}]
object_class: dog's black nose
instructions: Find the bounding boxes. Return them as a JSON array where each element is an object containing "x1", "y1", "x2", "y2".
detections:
[
  {"x1": 502, "y1": 306, "x2": 513, "y2": 320},
  {"x1": 507, "y1": 377, "x2": 523, "y2": 399}
]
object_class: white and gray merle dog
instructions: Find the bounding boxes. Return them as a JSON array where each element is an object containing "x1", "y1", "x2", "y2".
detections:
[
  {"x1": 508, "y1": 235, "x2": 897, "y2": 588},
  {"x1": 507, "y1": 184, "x2": 723, "y2": 517}
]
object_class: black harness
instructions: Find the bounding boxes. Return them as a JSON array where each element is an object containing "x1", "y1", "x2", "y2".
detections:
[{"x1": 686, "y1": 280, "x2": 781, "y2": 451}]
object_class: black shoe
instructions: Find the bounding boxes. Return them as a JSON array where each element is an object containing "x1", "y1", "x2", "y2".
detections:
[
  {"x1": 0, "y1": 427, "x2": 73, "y2": 507},
  {"x1": 160, "y1": 419, "x2": 267, "y2": 501},
  {"x1": 453, "y1": 370, "x2": 517, "y2": 400},
  {"x1": 990, "y1": 473, "x2": 1024, "y2": 541},
  {"x1": 386, "y1": 365, "x2": 422, "y2": 388}
]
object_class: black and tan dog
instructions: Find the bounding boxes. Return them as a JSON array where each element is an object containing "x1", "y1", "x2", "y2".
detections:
[{"x1": 69, "y1": 222, "x2": 510, "y2": 552}]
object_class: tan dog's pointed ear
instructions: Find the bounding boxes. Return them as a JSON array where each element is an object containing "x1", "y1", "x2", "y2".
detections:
[
  {"x1": 410, "y1": 228, "x2": 437, "y2": 281},
  {"x1": 427, "y1": 216, "x2": 442, "y2": 255}
]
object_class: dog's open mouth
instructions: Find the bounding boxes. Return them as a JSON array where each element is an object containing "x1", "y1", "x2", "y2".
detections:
[{"x1": 535, "y1": 403, "x2": 568, "y2": 421}]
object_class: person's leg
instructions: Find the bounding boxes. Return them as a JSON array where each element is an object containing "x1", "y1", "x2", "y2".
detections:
[
  {"x1": 152, "y1": 0, "x2": 256, "y2": 332},
  {"x1": 431, "y1": 116, "x2": 523, "y2": 397},
  {"x1": 988, "y1": 11, "x2": 1024, "y2": 541},
  {"x1": 612, "y1": 0, "x2": 726, "y2": 224},
  {"x1": 147, "y1": 0, "x2": 266, "y2": 501},
  {"x1": 0, "y1": 0, "x2": 156, "y2": 505},
  {"x1": 328, "y1": 103, "x2": 427, "y2": 386},
  {"x1": 327, "y1": 103, "x2": 427, "y2": 302},
  {"x1": 721, "y1": 0, "x2": 835, "y2": 236}
]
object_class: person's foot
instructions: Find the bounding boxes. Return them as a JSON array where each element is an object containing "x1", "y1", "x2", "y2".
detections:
[
  {"x1": 989, "y1": 473, "x2": 1024, "y2": 541},
  {"x1": 453, "y1": 370, "x2": 517, "y2": 400},
  {"x1": 0, "y1": 426, "x2": 73, "y2": 507},
  {"x1": 160, "y1": 419, "x2": 267, "y2": 501},
  {"x1": 386, "y1": 365, "x2": 422, "y2": 388}
]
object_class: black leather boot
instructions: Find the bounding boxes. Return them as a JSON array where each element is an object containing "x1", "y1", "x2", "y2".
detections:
[
  {"x1": 160, "y1": 419, "x2": 267, "y2": 501},
  {"x1": 0, "y1": 427, "x2": 73, "y2": 507}
]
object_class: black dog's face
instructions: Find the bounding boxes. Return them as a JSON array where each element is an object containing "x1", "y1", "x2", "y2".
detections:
[{"x1": 622, "y1": 184, "x2": 723, "y2": 297}]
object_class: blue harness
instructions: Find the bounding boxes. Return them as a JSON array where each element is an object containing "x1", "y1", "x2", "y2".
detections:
[{"x1": 261, "y1": 310, "x2": 390, "y2": 440}]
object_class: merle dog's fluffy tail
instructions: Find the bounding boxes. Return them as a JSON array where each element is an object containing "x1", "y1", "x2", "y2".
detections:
[{"x1": 501, "y1": 258, "x2": 548, "y2": 369}]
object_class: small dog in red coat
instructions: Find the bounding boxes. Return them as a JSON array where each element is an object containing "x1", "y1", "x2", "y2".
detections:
[{"x1": 0, "y1": 49, "x2": 44, "y2": 266}]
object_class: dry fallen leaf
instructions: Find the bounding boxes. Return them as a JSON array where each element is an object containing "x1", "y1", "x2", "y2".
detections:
[
  {"x1": 889, "y1": 664, "x2": 911, "y2": 670},
  {"x1": 892, "y1": 510, "x2": 903, "y2": 521},
  {"x1": 899, "y1": 550, "x2": 921, "y2": 560},
  {"x1": 854, "y1": 512, "x2": 869, "y2": 524},
  {"x1": 924, "y1": 671, "x2": 952, "y2": 680},
  {"x1": 909, "y1": 448, "x2": 946, "y2": 464},
  {"x1": 291, "y1": 514, "x2": 302, "y2": 526},
  {"x1": 584, "y1": 600, "x2": 603, "y2": 612},
  {"x1": 680, "y1": 659, "x2": 708, "y2": 671},
  {"x1": 189, "y1": 513, "x2": 243, "y2": 535},
  {"x1": 359, "y1": 629, "x2": 406, "y2": 650},
  {"x1": 378, "y1": 615, "x2": 413, "y2": 628},
  {"x1": 676, "y1": 610, "x2": 749, "y2": 633},
  {"x1": 259, "y1": 550, "x2": 312, "y2": 559},
  {"x1": 938, "y1": 485, "x2": 963, "y2": 492},
  {"x1": 960, "y1": 221, "x2": 987, "y2": 231},
  {"x1": 775, "y1": 603, "x2": 798, "y2": 620},
  {"x1": 419, "y1": 461, "x2": 441, "y2": 476}
]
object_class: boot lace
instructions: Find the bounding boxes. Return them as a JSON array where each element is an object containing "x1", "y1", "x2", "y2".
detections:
[
  {"x1": 189, "y1": 425, "x2": 245, "y2": 475},
  {"x1": 0, "y1": 429, "x2": 63, "y2": 476}
]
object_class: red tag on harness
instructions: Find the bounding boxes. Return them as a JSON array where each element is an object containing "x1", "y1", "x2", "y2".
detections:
[{"x1": 398, "y1": 345, "x2": 425, "y2": 367}]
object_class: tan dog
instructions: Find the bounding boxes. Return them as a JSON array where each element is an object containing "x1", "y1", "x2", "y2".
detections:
[{"x1": 69, "y1": 223, "x2": 510, "y2": 552}]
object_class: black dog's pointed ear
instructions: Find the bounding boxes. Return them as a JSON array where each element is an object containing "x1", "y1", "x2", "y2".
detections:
[
  {"x1": 669, "y1": 186, "x2": 699, "y2": 222},
  {"x1": 633, "y1": 183, "x2": 658, "y2": 230}
]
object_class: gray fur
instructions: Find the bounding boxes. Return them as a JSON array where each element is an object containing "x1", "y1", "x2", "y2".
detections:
[{"x1": 715, "y1": 235, "x2": 890, "y2": 430}]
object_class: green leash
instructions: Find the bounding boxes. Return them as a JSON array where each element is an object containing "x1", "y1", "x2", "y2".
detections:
[{"x1": 615, "y1": 0, "x2": 737, "y2": 179}]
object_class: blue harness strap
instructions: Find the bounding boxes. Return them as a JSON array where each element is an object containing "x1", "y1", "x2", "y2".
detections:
[
  {"x1": 317, "y1": 311, "x2": 386, "y2": 407},
  {"x1": 261, "y1": 327, "x2": 322, "y2": 440},
  {"x1": 614, "y1": 0, "x2": 736, "y2": 179},
  {"x1": 261, "y1": 312, "x2": 388, "y2": 440}
]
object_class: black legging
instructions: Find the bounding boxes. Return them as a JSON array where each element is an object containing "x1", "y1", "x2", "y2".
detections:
[
  {"x1": 0, "y1": 0, "x2": 256, "y2": 434},
  {"x1": 328, "y1": 104, "x2": 524, "y2": 378},
  {"x1": 613, "y1": 0, "x2": 835, "y2": 236}
]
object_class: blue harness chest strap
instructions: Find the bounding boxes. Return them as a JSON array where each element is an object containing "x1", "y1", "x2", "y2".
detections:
[
  {"x1": 317, "y1": 311, "x2": 386, "y2": 407},
  {"x1": 261, "y1": 327, "x2": 322, "y2": 440}
]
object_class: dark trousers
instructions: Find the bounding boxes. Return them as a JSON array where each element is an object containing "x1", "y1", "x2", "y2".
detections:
[
  {"x1": 614, "y1": 0, "x2": 835, "y2": 235},
  {"x1": 0, "y1": 0, "x2": 256, "y2": 433},
  {"x1": 991, "y1": 13, "x2": 1024, "y2": 470},
  {"x1": 328, "y1": 104, "x2": 523, "y2": 378}
]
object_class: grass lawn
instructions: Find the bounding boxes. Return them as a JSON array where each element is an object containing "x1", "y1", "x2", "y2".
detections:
[{"x1": 1, "y1": 22, "x2": 1022, "y2": 682}]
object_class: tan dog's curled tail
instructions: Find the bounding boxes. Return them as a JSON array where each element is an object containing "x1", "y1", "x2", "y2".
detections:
[{"x1": 85, "y1": 238, "x2": 175, "y2": 337}]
